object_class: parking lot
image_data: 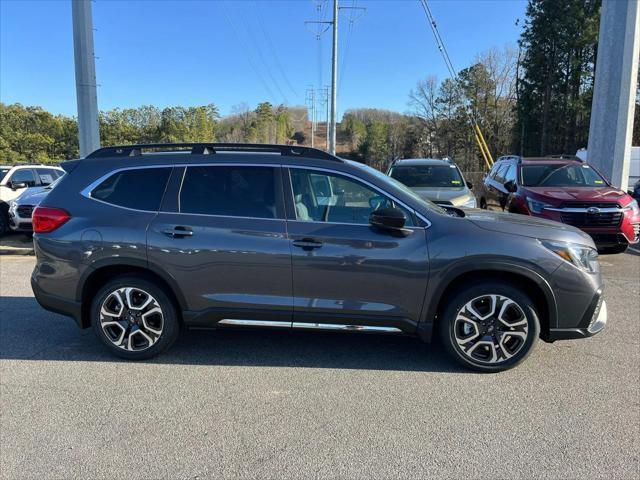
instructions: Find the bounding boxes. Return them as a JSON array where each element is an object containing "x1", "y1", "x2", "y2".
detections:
[{"x1": 0, "y1": 251, "x2": 638, "y2": 479}]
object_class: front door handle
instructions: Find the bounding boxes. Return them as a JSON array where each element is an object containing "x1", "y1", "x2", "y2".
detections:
[
  {"x1": 162, "y1": 226, "x2": 193, "y2": 238},
  {"x1": 292, "y1": 238, "x2": 323, "y2": 251}
]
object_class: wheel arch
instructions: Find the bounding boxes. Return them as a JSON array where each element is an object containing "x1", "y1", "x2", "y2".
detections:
[
  {"x1": 78, "y1": 258, "x2": 186, "y2": 329},
  {"x1": 418, "y1": 262, "x2": 557, "y2": 342}
]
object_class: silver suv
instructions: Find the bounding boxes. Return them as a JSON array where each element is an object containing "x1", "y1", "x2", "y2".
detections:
[
  {"x1": 31, "y1": 144, "x2": 606, "y2": 372},
  {"x1": 0, "y1": 164, "x2": 64, "y2": 235},
  {"x1": 387, "y1": 158, "x2": 476, "y2": 208}
]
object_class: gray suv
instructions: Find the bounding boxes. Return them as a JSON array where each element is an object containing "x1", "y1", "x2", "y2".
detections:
[
  {"x1": 387, "y1": 158, "x2": 476, "y2": 208},
  {"x1": 31, "y1": 144, "x2": 607, "y2": 372}
]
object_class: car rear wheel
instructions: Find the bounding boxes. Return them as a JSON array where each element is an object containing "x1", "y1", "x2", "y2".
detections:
[
  {"x1": 0, "y1": 211, "x2": 9, "y2": 237},
  {"x1": 439, "y1": 282, "x2": 540, "y2": 372},
  {"x1": 91, "y1": 276, "x2": 180, "y2": 360}
]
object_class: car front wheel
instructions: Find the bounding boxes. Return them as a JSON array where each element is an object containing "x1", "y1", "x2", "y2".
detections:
[
  {"x1": 439, "y1": 282, "x2": 540, "y2": 372},
  {"x1": 91, "y1": 276, "x2": 180, "y2": 360}
]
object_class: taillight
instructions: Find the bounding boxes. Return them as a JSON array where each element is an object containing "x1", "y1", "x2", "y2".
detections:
[{"x1": 32, "y1": 207, "x2": 71, "y2": 233}]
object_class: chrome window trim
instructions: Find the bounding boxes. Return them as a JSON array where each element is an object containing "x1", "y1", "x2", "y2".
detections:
[
  {"x1": 79, "y1": 162, "x2": 432, "y2": 227},
  {"x1": 284, "y1": 164, "x2": 431, "y2": 228}
]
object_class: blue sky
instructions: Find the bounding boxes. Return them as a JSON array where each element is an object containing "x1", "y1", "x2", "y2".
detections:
[{"x1": 0, "y1": 0, "x2": 526, "y2": 119}]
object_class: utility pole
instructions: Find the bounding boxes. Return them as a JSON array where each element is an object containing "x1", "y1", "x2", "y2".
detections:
[
  {"x1": 71, "y1": 0, "x2": 100, "y2": 157},
  {"x1": 305, "y1": 2, "x2": 365, "y2": 155},
  {"x1": 329, "y1": 0, "x2": 338, "y2": 156},
  {"x1": 324, "y1": 86, "x2": 330, "y2": 150},
  {"x1": 587, "y1": 0, "x2": 640, "y2": 191},
  {"x1": 306, "y1": 87, "x2": 316, "y2": 148}
]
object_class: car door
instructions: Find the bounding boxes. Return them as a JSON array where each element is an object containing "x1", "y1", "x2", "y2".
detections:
[
  {"x1": 500, "y1": 163, "x2": 518, "y2": 211},
  {"x1": 485, "y1": 163, "x2": 507, "y2": 211},
  {"x1": 284, "y1": 166, "x2": 429, "y2": 333},
  {"x1": 1, "y1": 168, "x2": 37, "y2": 203},
  {"x1": 147, "y1": 164, "x2": 293, "y2": 327}
]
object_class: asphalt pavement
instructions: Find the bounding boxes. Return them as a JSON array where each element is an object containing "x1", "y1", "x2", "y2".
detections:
[{"x1": 0, "y1": 252, "x2": 639, "y2": 479}]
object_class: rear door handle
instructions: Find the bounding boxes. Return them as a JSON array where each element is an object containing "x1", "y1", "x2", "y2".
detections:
[
  {"x1": 292, "y1": 238, "x2": 323, "y2": 250},
  {"x1": 162, "y1": 226, "x2": 193, "y2": 238}
]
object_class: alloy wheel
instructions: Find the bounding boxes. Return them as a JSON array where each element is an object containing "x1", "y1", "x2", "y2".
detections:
[
  {"x1": 99, "y1": 287, "x2": 164, "y2": 352},
  {"x1": 454, "y1": 294, "x2": 529, "y2": 364}
]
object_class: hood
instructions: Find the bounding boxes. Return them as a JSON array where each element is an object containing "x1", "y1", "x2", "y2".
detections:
[
  {"x1": 15, "y1": 186, "x2": 49, "y2": 205},
  {"x1": 525, "y1": 186, "x2": 628, "y2": 204},
  {"x1": 411, "y1": 186, "x2": 472, "y2": 204},
  {"x1": 465, "y1": 209, "x2": 595, "y2": 246}
]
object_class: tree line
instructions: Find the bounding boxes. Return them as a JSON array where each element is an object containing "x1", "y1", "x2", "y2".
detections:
[
  {"x1": 2, "y1": 0, "x2": 638, "y2": 171},
  {"x1": 0, "y1": 102, "x2": 300, "y2": 164}
]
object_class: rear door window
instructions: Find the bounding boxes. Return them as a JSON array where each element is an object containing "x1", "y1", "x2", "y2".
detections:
[
  {"x1": 91, "y1": 168, "x2": 172, "y2": 211},
  {"x1": 36, "y1": 168, "x2": 61, "y2": 186},
  {"x1": 179, "y1": 165, "x2": 281, "y2": 219}
]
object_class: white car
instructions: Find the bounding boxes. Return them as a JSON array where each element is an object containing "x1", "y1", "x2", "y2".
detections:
[{"x1": 0, "y1": 165, "x2": 64, "y2": 235}]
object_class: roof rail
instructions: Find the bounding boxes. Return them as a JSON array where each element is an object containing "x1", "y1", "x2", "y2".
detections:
[
  {"x1": 496, "y1": 155, "x2": 521, "y2": 163},
  {"x1": 545, "y1": 154, "x2": 582, "y2": 161},
  {"x1": 84, "y1": 143, "x2": 341, "y2": 162}
]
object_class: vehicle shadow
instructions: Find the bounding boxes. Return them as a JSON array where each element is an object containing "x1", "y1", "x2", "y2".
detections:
[{"x1": 0, "y1": 296, "x2": 465, "y2": 373}]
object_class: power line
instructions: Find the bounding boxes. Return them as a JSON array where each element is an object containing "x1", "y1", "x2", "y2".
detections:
[
  {"x1": 338, "y1": 0, "x2": 359, "y2": 96},
  {"x1": 236, "y1": 2, "x2": 289, "y2": 104},
  {"x1": 254, "y1": 1, "x2": 299, "y2": 99},
  {"x1": 419, "y1": 0, "x2": 494, "y2": 167},
  {"x1": 305, "y1": 0, "x2": 365, "y2": 155},
  {"x1": 220, "y1": 1, "x2": 278, "y2": 103}
]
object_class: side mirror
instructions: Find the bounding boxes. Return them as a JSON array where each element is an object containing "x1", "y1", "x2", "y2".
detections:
[
  {"x1": 9, "y1": 181, "x2": 27, "y2": 190},
  {"x1": 369, "y1": 207, "x2": 411, "y2": 236},
  {"x1": 466, "y1": 181, "x2": 474, "y2": 190},
  {"x1": 504, "y1": 180, "x2": 517, "y2": 193}
]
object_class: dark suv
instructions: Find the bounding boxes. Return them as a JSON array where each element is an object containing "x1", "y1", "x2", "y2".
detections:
[
  {"x1": 480, "y1": 156, "x2": 640, "y2": 253},
  {"x1": 32, "y1": 144, "x2": 607, "y2": 372}
]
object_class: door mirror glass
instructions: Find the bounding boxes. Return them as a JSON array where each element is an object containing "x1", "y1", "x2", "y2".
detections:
[{"x1": 10, "y1": 181, "x2": 27, "y2": 190}]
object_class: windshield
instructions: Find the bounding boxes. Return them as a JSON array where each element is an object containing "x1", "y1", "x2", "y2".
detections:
[
  {"x1": 346, "y1": 160, "x2": 447, "y2": 215},
  {"x1": 389, "y1": 164, "x2": 464, "y2": 188},
  {"x1": 0, "y1": 168, "x2": 10, "y2": 182},
  {"x1": 521, "y1": 164, "x2": 607, "y2": 187}
]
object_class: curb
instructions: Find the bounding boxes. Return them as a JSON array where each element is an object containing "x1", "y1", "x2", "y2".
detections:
[{"x1": 0, "y1": 247, "x2": 35, "y2": 256}]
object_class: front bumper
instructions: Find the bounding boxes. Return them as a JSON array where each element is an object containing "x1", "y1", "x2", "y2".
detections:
[
  {"x1": 8, "y1": 206, "x2": 34, "y2": 232},
  {"x1": 547, "y1": 298, "x2": 607, "y2": 341},
  {"x1": 533, "y1": 208, "x2": 639, "y2": 246}
]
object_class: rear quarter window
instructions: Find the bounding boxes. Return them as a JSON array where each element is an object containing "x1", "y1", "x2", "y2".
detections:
[{"x1": 91, "y1": 168, "x2": 172, "y2": 211}]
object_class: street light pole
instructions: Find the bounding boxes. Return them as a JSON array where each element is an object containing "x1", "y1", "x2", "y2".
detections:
[{"x1": 71, "y1": 0, "x2": 100, "y2": 157}]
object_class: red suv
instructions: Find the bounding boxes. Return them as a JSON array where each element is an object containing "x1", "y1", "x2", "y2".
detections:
[{"x1": 480, "y1": 156, "x2": 640, "y2": 253}]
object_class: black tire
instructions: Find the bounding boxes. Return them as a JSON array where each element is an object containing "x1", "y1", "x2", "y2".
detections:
[
  {"x1": 479, "y1": 198, "x2": 487, "y2": 209},
  {"x1": 91, "y1": 275, "x2": 180, "y2": 360},
  {"x1": 0, "y1": 211, "x2": 9, "y2": 237},
  {"x1": 598, "y1": 244, "x2": 628, "y2": 255},
  {"x1": 439, "y1": 281, "x2": 540, "y2": 373}
]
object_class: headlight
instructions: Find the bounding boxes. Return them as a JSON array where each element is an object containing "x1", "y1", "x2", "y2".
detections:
[
  {"x1": 624, "y1": 199, "x2": 640, "y2": 215},
  {"x1": 541, "y1": 240, "x2": 599, "y2": 273},
  {"x1": 459, "y1": 197, "x2": 477, "y2": 209},
  {"x1": 527, "y1": 198, "x2": 552, "y2": 214},
  {"x1": 8, "y1": 200, "x2": 17, "y2": 213}
]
